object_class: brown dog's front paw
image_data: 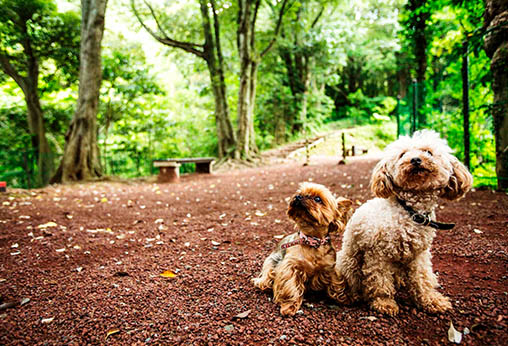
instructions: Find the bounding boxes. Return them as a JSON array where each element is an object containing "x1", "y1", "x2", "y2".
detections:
[
  {"x1": 280, "y1": 303, "x2": 300, "y2": 316},
  {"x1": 371, "y1": 297, "x2": 399, "y2": 316},
  {"x1": 252, "y1": 277, "x2": 271, "y2": 291},
  {"x1": 421, "y1": 293, "x2": 452, "y2": 313}
]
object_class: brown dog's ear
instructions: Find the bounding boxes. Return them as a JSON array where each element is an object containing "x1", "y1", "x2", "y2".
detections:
[
  {"x1": 328, "y1": 197, "x2": 353, "y2": 233},
  {"x1": 370, "y1": 159, "x2": 394, "y2": 198},
  {"x1": 441, "y1": 157, "x2": 473, "y2": 200}
]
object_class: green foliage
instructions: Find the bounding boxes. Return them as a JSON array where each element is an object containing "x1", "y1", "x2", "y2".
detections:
[
  {"x1": 0, "y1": 0, "x2": 498, "y2": 188},
  {"x1": 0, "y1": 0, "x2": 80, "y2": 89}
]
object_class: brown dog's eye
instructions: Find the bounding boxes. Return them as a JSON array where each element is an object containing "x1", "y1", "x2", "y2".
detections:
[{"x1": 313, "y1": 196, "x2": 322, "y2": 203}]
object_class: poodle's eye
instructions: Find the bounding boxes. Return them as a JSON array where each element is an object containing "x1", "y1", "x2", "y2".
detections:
[
  {"x1": 313, "y1": 196, "x2": 322, "y2": 203},
  {"x1": 398, "y1": 151, "x2": 406, "y2": 159},
  {"x1": 424, "y1": 150, "x2": 433, "y2": 156}
]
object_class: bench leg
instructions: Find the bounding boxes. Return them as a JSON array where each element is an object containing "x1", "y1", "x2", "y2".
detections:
[
  {"x1": 158, "y1": 166, "x2": 179, "y2": 183},
  {"x1": 195, "y1": 162, "x2": 212, "y2": 174}
]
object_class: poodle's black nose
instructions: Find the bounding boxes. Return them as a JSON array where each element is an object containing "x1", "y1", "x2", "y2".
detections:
[{"x1": 411, "y1": 157, "x2": 422, "y2": 166}]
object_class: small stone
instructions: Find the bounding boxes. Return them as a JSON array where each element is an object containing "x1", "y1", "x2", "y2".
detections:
[{"x1": 224, "y1": 324, "x2": 234, "y2": 332}]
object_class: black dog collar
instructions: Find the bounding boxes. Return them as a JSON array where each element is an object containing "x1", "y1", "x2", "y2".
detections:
[{"x1": 396, "y1": 197, "x2": 455, "y2": 230}]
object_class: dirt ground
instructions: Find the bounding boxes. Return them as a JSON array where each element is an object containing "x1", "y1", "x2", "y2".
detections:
[{"x1": 0, "y1": 156, "x2": 507, "y2": 345}]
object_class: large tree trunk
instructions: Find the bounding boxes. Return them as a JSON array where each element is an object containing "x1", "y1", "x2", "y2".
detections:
[
  {"x1": 484, "y1": 0, "x2": 508, "y2": 190},
  {"x1": 52, "y1": 0, "x2": 107, "y2": 183},
  {"x1": 235, "y1": 0, "x2": 256, "y2": 159}
]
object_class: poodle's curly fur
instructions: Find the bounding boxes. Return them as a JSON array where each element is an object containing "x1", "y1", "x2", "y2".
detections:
[{"x1": 335, "y1": 130, "x2": 473, "y2": 316}]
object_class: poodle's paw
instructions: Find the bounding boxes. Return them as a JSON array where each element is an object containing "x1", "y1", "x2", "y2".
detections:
[
  {"x1": 371, "y1": 297, "x2": 399, "y2": 316},
  {"x1": 280, "y1": 302, "x2": 301, "y2": 316},
  {"x1": 328, "y1": 289, "x2": 353, "y2": 305},
  {"x1": 421, "y1": 293, "x2": 452, "y2": 313},
  {"x1": 252, "y1": 277, "x2": 272, "y2": 291}
]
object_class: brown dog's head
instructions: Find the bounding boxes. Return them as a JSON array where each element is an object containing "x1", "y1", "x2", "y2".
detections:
[
  {"x1": 287, "y1": 182, "x2": 352, "y2": 237},
  {"x1": 370, "y1": 130, "x2": 473, "y2": 200}
]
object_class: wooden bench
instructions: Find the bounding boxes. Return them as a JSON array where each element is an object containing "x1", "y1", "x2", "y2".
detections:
[{"x1": 153, "y1": 157, "x2": 215, "y2": 183}]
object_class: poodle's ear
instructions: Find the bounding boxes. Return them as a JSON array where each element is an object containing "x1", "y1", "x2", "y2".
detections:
[
  {"x1": 441, "y1": 157, "x2": 473, "y2": 200},
  {"x1": 328, "y1": 197, "x2": 353, "y2": 233},
  {"x1": 370, "y1": 159, "x2": 394, "y2": 198}
]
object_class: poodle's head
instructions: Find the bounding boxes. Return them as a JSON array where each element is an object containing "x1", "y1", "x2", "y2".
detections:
[{"x1": 370, "y1": 130, "x2": 473, "y2": 200}]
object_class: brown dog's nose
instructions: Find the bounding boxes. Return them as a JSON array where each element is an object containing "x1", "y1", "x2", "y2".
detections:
[{"x1": 411, "y1": 157, "x2": 422, "y2": 166}]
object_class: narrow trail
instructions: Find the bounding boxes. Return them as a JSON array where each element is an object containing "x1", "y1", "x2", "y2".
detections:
[{"x1": 0, "y1": 157, "x2": 506, "y2": 344}]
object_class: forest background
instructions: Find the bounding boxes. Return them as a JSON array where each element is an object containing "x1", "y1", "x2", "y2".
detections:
[{"x1": 0, "y1": 0, "x2": 504, "y2": 189}]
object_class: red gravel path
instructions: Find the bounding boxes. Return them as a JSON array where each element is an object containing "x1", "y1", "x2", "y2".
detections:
[{"x1": 0, "y1": 157, "x2": 507, "y2": 345}]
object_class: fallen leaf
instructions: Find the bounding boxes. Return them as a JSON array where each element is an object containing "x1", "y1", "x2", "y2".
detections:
[
  {"x1": 274, "y1": 219, "x2": 281, "y2": 223},
  {"x1": 55, "y1": 248, "x2": 66, "y2": 253},
  {"x1": 38, "y1": 222, "x2": 58, "y2": 229},
  {"x1": 448, "y1": 321, "x2": 462, "y2": 344},
  {"x1": 41, "y1": 317, "x2": 54, "y2": 324},
  {"x1": 100, "y1": 197, "x2": 108, "y2": 203},
  {"x1": 473, "y1": 229, "x2": 483, "y2": 234},
  {"x1": 359, "y1": 316, "x2": 377, "y2": 322},
  {"x1": 273, "y1": 235, "x2": 284, "y2": 239},
  {"x1": 11, "y1": 243, "x2": 18, "y2": 248},
  {"x1": 233, "y1": 309, "x2": 251, "y2": 319},
  {"x1": 160, "y1": 270, "x2": 177, "y2": 278},
  {"x1": 155, "y1": 219, "x2": 164, "y2": 224},
  {"x1": 255, "y1": 211, "x2": 266, "y2": 217},
  {"x1": 211, "y1": 240, "x2": 220, "y2": 246},
  {"x1": 20, "y1": 298, "x2": 30, "y2": 306},
  {"x1": 106, "y1": 328, "x2": 120, "y2": 340}
]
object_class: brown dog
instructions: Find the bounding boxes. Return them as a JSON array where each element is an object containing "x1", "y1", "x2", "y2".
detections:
[{"x1": 252, "y1": 182, "x2": 352, "y2": 316}]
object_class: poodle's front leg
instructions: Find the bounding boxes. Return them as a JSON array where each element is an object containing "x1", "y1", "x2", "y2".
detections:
[
  {"x1": 273, "y1": 260, "x2": 306, "y2": 316},
  {"x1": 322, "y1": 269, "x2": 352, "y2": 305},
  {"x1": 407, "y1": 251, "x2": 452, "y2": 313},
  {"x1": 362, "y1": 251, "x2": 399, "y2": 316}
]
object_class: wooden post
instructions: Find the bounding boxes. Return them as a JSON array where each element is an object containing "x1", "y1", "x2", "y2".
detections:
[
  {"x1": 396, "y1": 95, "x2": 401, "y2": 138},
  {"x1": 338, "y1": 132, "x2": 347, "y2": 165},
  {"x1": 462, "y1": 38, "x2": 470, "y2": 169},
  {"x1": 412, "y1": 79, "x2": 417, "y2": 135}
]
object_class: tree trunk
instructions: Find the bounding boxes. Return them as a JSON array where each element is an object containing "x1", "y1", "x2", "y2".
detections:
[
  {"x1": 132, "y1": 0, "x2": 236, "y2": 159},
  {"x1": 0, "y1": 30, "x2": 54, "y2": 186},
  {"x1": 235, "y1": 0, "x2": 287, "y2": 159},
  {"x1": 235, "y1": 0, "x2": 255, "y2": 159},
  {"x1": 24, "y1": 83, "x2": 54, "y2": 186},
  {"x1": 484, "y1": 0, "x2": 508, "y2": 190},
  {"x1": 52, "y1": 0, "x2": 107, "y2": 183},
  {"x1": 407, "y1": 0, "x2": 430, "y2": 128},
  {"x1": 202, "y1": 0, "x2": 236, "y2": 158}
]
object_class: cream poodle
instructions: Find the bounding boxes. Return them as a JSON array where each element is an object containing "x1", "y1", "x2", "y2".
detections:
[{"x1": 335, "y1": 130, "x2": 473, "y2": 316}]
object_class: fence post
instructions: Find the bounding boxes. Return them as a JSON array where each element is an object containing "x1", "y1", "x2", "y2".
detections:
[
  {"x1": 412, "y1": 79, "x2": 417, "y2": 134},
  {"x1": 396, "y1": 95, "x2": 401, "y2": 138},
  {"x1": 462, "y1": 38, "x2": 470, "y2": 169}
]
